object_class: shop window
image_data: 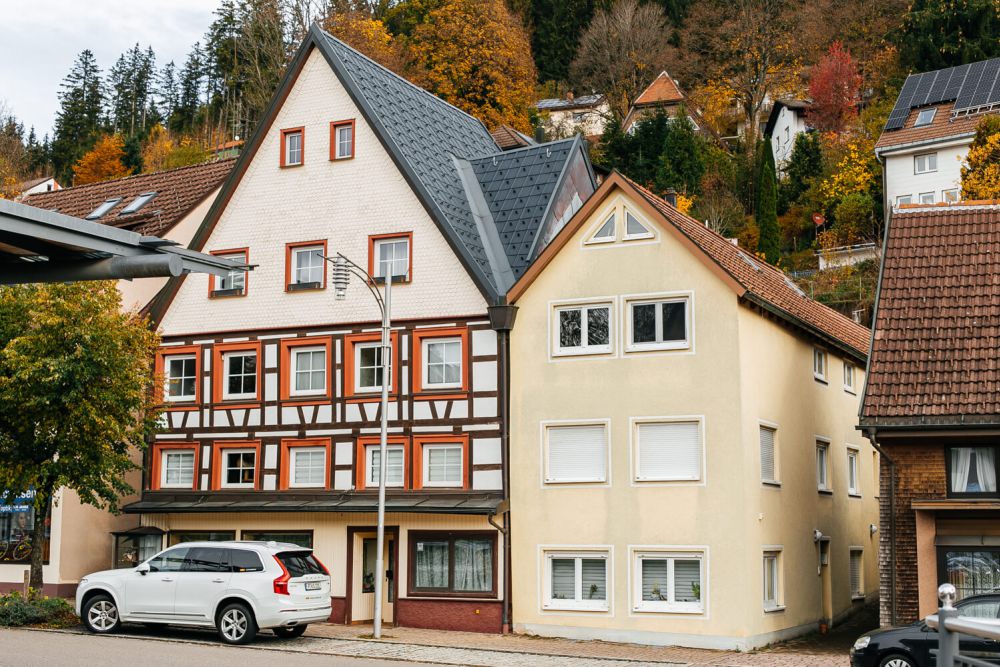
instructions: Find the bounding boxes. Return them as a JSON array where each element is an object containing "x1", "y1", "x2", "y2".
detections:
[
  {"x1": 113, "y1": 530, "x2": 163, "y2": 568},
  {"x1": 409, "y1": 531, "x2": 497, "y2": 596},
  {"x1": 0, "y1": 491, "x2": 49, "y2": 564},
  {"x1": 939, "y1": 547, "x2": 1000, "y2": 602}
]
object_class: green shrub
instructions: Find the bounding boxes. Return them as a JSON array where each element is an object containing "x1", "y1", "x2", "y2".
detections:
[{"x1": 0, "y1": 589, "x2": 77, "y2": 628}]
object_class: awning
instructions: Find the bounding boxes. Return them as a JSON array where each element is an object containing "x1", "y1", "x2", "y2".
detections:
[
  {"x1": 122, "y1": 494, "x2": 504, "y2": 516},
  {"x1": 111, "y1": 525, "x2": 166, "y2": 536},
  {"x1": 0, "y1": 199, "x2": 251, "y2": 284}
]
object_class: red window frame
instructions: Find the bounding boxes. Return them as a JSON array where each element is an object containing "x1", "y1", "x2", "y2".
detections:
[
  {"x1": 212, "y1": 341, "x2": 263, "y2": 406},
  {"x1": 412, "y1": 434, "x2": 469, "y2": 490},
  {"x1": 280, "y1": 127, "x2": 304, "y2": 168},
  {"x1": 355, "y1": 435, "x2": 411, "y2": 491},
  {"x1": 155, "y1": 345, "x2": 202, "y2": 407},
  {"x1": 411, "y1": 326, "x2": 470, "y2": 396},
  {"x1": 279, "y1": 337, "x2": 333, "y2": 402},
  {"x1": 285, "y1": 239, "x2": 328, "y2": 291},
  {"x1": 208, "y1": 248, "x2": 249, "y2": 298},
  {"x1": 211, "y1": 440, "x2": 262, "y2": 491},
  {"x1": 343, "y1": 331, "x2": 400, "y2": 400},
  {"x1": 150, "y1": 442, "x2": 201, "y2": 491},
  {"x1": 368, "y1": 232, "x2": 413, "y2": 284},
  {"x1": 329, "y1": 119, "x2": 356, "y2": 161},
  {"x1": 279, "y1": 438, "x2": 332, "y2": 490}
]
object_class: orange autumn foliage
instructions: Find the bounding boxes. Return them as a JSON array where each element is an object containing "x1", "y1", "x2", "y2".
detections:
[
  {"x1": 73, "y1": 134, "x2": 131, "y2": 185},
  {"x1": 322, "y1": 11, "x2": 407, "y2": 76}
]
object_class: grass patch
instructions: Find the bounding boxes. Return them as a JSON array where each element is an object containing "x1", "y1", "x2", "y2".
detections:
[{"x1": 0, "y1": 589, "x2": 78, "y2": 628}]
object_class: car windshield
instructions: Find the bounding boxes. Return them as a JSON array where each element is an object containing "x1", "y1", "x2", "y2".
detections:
[
  {"x1": 277, "y1": 551, "x2": 325, "y2": 577},
  {"x1": 958, "y1": 598, "x2": 1000, "y2": 618}
]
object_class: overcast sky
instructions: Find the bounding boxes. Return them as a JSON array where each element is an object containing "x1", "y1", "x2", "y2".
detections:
[{"x1": 0, "y1": 0, "x2": 222, "y2": 138}]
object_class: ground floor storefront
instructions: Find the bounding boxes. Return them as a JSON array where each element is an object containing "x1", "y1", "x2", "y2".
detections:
[{"x1": 137, "y1": 511, "x2": 505, "y2": 633}]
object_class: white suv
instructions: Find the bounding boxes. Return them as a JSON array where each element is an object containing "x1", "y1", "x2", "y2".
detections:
[{"x1": 75, "y1": 541, "x2": 332, "y2": 644}]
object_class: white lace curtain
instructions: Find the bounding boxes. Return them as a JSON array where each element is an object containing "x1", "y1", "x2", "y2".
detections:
[
  {"x1": 454, "y1": 539, "x2": 492, "y2": 592},
  {"x1": 951, "y1": 448, "x2": 997, "y2": 492}
]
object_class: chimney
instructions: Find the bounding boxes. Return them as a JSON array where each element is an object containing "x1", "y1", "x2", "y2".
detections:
[
  {"x1": 663, "y1": 188, "x2": 678, "y2": 207},
  {"x1": 565, "y1": 91, "x2": 574, "y2": 102}
]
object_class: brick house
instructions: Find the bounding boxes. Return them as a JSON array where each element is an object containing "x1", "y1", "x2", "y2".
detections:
[{"x1": 860, "y1": 202, "x2": 1000, "y2": 625}]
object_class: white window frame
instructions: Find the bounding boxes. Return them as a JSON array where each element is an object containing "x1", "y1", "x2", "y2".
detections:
[
  {"x1": 813, "y1": 348, "x2": 827, "y2": 381},
  {"x1": 290, "y1": 346, "x2": 327, "y2": 397},
  {"x1": 625, "y1": 295, "x2": 691, "y2": 352},
  {"x1": 816, "y1": 439, "x2": 830, "y2": 492},
  {"x1": 552, "y1": 302, "x2": 614, "y2": 357},
  {"x1": 623, "y1": 208, "x2": 654, "y2": 241},
  {"x1": 284, "y1": 130, "x2": 303, "y2": 166},
  {"x1": 291, "y1": 245, "x2": 324, "y2": 285},
  {"x1": 220, "y1": 448, "x2": 257, "y2": 489},
  {"x1": 215, "y1": 252, "x2": 247, "y2": 293},
  {"x1": 334, "y1": 123, "x2": 353, "y2": 159},
  {"x1": 421, "y1": 443, "x2": 463, "y2": 488},
  {"x1": 222, "y1": 350, "x2": 258, "y2": 401},
  {"x1": 847, "y1": 447, "x2": 861, "y2": 496},
  {"x1": 631, "y1": 417, "x2": 704, "y2": 484},
  {"x1": 421, "y1": 337, "x2": 463, "y2": 389},
  {"x1": 365, "y1": 444, "x2": 404, "y2": 488},
  {"x1": 849, "y1": 548, "x2": 865, "y2": 599},
  {"x1": 763, "y1": 549, "x2": 783, "y2": 611},
  {"x1": 759, "y1": 422, "x2": 779, "y2": 485},
  {"x1": 631, "y1": 549, "x2": 706, "y2": 614},
  {"x1": 541, "y1": 548, "x2": 611, "y2": 612},
  {"x1": 289, "y1": 446, "x2": 327, "y2": 488},
  {"x1": 843, "y1": 362, "x2": 856, "y2": 393},
  {"x1": 896, "y1": 195, "x2": 913, "y2": 206},
  {"x1": 160, "y1": 450, "x2": 195, "y2": 489},
  {"x1": 373, "y1": 236, "x2": 410, "y2": 281},
  {"x1": 586, "y1": 213, "x2": 617, "y2": 245},
  {"x1": 163, "y1": 354, "x2": 197, "y2": 402},
  {"x1": 914, "y1": 152, "x2": 937, "y2": 174},
  {"x1": 915, "y1": 108, "x2": 936, "y2": 127},
  {"x1": 919, "y1": 191, "x2": 935, "y2": 204},
  {"x1": 354, "y1": 341, "x2": 391, "y2": 393},
  {"x1": 542, "y1": 420, "x2": 609, "y2": 485},
  {"x1": 943, "y1": 188, "x2": 960, "y2": 203}
]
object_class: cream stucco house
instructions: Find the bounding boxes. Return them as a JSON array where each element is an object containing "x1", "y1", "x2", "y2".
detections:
[{"x1": 506, "y1": 173, "x2": 878, "y2": 650}]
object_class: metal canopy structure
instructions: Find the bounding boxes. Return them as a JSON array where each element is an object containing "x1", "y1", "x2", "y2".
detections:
[{"x1": 0, "y1": 198, "x2": 250, "y2": 285}]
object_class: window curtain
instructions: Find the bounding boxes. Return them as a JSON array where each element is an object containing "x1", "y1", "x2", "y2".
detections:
[
  {"x1": 975, "y1": 448, "x2": 997, "y2": 492},
  {"x1": 453, "y1": 539, "x2": 492, "y2": 592},
  {"x1": 415, "y1": 540, "x2": 449, "y2": 588},
  {"x1": 952, "y1": 448, "x2": 973, "y2": 492}
]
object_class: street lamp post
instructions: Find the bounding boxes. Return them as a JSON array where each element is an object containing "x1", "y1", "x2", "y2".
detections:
[{"x1": 329, "y1": 253, "x2": 392, "y2": 639}]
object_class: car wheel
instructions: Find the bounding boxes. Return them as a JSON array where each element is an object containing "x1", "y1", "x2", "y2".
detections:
[
  {"x1": 82, "y1": 594, "x2": 121, "y2": 634},
  {"x1": 273, "y1": 625, "x2": 308, "y2": 639},
  {"x1": 879, "y1": 655, "x2": 916, "y2": 667},
  {"x1": 217, "y1": 602, "x2": 257, "y2": 645}
]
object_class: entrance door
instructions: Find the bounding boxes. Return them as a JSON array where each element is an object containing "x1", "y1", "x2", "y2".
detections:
[{"x1": 351, "y1": 531, "x2": 395, "y2": 624}]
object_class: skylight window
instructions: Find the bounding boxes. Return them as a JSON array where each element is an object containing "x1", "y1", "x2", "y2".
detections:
[
  {"x1": 85, "y1": 198, "x2": 122, "y2": 220},
  {"x1": 914, "y1": 108, "x2": 936, "y2": 127},
  {"x1": 120, "y1": 192, "x2": 157, "y2": 215}
]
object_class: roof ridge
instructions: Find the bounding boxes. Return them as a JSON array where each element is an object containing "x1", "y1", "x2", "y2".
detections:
[
  {"x1": 30, "y1": 157, "x2": 235, "y2": 198},
  {"x1": 319, "y1": 28, "x2": 496, "y2": 141},
  {"x1": 468, "y1": 135, "x2": 577, "y2": 161}
]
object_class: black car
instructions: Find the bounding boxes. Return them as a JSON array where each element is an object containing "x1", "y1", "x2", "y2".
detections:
[{"x1": 851, "y1": 593, "x2": 1000, "y2": 667}]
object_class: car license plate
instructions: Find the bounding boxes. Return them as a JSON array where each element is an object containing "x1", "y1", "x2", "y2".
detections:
[{"x1": 306, "y1": 582, "x2": 322, "y2": 591}]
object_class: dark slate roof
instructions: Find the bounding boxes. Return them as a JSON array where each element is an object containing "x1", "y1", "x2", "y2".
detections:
[
  {"x1": 536, "y1": 94, "x2": 605, "y2": 111},
  {"x1": 470, "y1": 137, "x2": 579, "y2": 277}
]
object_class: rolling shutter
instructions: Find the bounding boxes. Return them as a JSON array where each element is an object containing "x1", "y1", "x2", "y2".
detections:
[
  {"x1": 760, "y1": 426, "x2": 777, "y2": 481},
  {"x1": 636, "y1": 421, "x2": 700, "y2": 481},
  {"x1": 850, "y1": 551, "x2": 862, "y2": 596},
  {"x1": 546, "y1": 425, "x2": 607, "y2": 483}
]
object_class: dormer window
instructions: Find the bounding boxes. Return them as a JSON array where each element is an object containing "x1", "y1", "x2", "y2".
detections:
[
  {"x1": 914, "y1": 108, "x2": 936, "y2": 127},
  {"x1": 120, "y1": 192, "x2": 157, "y2": 215},
  {"x1": 281, "y1": 127, "x2": 304, "y2": 167},
  {"x1": 85, "y1": 198, "x2": 122, "y2": 220}
]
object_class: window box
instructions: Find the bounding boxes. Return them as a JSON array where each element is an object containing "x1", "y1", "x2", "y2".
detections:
[
  {"x1": 280, "y1": 438, "x2": 331, "y2": 490},
  {"x1": 280, "y1": 127, "x2": 304, "y2": 167},
  {"x1": 212, "y1": 441, "x2": 261, "y2": 490},
  {"x1": 280, "y1": 337, "x2": 332, "y2": 400},
  {"x1": 632, "y1": 418, "x2": 703, "y2": 483},
  {"x1": 632, "y1": 549, "x2": 705, "y2": 614},
  {"x1": 946, "y1": 446, "x2": 999, "y2": 497},
  {"x1": 413, "y1": 434, "x2": 469, "y2": 489},
  {"x1": 285, "y1": 240, "x2": 327, "y2": 291},
  {"x1": 408, "y1": 531, "x2": 497, "y2": 598},
  {"x1": 156, "y1": 345, "x2": 202, "y2": 405},
  {"x1": 343, "y1": 332, "x2": 399, "y2": 398},
  {"x1": 212, "y1": 341, "x2": 262, "y2": 404},
  {"x1": 624, "y1": 295, "x2": 690, "y2": 352},
  {"x1": 355, "y1": 436, "x2": 409, "y2": 490},
  {"x1": 150, "y1": 443, "x2": 200, "y2": 491},
  {"x1": 412, "y1": 327, "x2": 469, "y2": 394},
  {"x1": 330, "y1": 119, "x2": 355, "y2": 160},
  {"x1": 209, "y1": 248, "x2": 248, "y2": 298},
  {"x1": 542, "y1": 549, "x2": 610, "y2": 611},
  {"x1": 368, "y1": 232, "x2": 412, "y2": 284},
  {"x1": 552, "y1": 302, "x2": 613, "y2": 357},
  {"x1": 543, "y1": 421, "x2": 608, "y2": 485}
]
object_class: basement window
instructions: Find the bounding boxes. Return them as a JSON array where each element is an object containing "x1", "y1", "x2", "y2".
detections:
[
  {"x1": 85, "y1": 198, "x2": 122, "y2": 220},
  {"x1": 120, "y1": 192, "x2": 157, "y2": 215}
]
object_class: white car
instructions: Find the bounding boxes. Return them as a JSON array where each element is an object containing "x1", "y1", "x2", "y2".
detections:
[{"x1": 75, "y1": 541, "x2": 332, "y2": 644}]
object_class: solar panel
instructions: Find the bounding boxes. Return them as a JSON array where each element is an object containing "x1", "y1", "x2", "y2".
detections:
[
  {"x1": 926, "y1": 70, "x2": 950, "y2": 106},
  {"x1": 912, "y1": 71, "x2": 935, "y2": 108},
  {"x1": 885, "y1": 74, "x2": 921, "y2": 130},
  {"x1": 970, "y1": 59, "x2": 1000, "y2": 108},
  {"x1": 955, "y1": 60, "x2": 987, "y2": 109},
  {"x1": 944, "y1": 63, "x2": 971, "y2": 99},
  {"x1": 885, "y1": 58, "x2": 1000, "y2": 132}
]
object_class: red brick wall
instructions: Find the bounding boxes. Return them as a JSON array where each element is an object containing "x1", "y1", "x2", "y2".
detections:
[
  {"x1": 0, "y1": 581, "x2": 77, "y2": 598},
  {"x1": 878, "y1": 442, "x2": 947, "y2": 625},
  {"x1": 396, "y1": 598, "x2": 502, "y2": 633},
  {"x1": 328, "y1": 596, "x2": 347, "y2": 624}
]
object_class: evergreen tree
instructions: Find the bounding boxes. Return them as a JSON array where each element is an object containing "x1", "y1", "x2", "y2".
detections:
[
  {"x1": 106, "y1": 45, "x2": 157, "y2": 138},
  {"x1": 897, "y1": 0, "x2": 1000, "y2": 72},
  {"x1": 756, "y1": 142, "x2": 780, "y2": 263},
  {"x1": 530, "y1": 0, "x2": 596, "y2": 83},
  {"x1": 52, "y1": 50, "x2": 105, "y2": 182},
  {"x1": 173, "y1": 44, "x2": 205, "y2": 134},
  {"x1": 656, "y1": 110, "x2": 705, "y2": 195},
  {"x1": 778, "y1": 131, "x2": 822, "y2": 212},
  {"x1": 158, "y1": 61, "x2": 180, "y2": 122}
]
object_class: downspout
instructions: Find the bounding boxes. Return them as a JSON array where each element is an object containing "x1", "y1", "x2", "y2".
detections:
[{"x1": 867, "y1": 428, "x2": 897, "y2": 626}]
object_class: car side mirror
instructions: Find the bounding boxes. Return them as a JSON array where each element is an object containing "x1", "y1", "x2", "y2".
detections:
[{"x1": 137, "y1": 563, "x2": 150, "y2": 576}]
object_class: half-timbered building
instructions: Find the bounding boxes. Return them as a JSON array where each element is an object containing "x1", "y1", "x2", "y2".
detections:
[{"x1": 122, "y1": 25, "x2": 595, "y2": 633}]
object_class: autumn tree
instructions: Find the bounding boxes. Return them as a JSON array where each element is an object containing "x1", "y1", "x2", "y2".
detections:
[
  {"x1": 570, "y1": 0, "x2": 671, "y2": 121},
  {"x1": 961, "y1": 115, "x2": 1000, "y2": 200},
  {"x1": 73, "y1": 134, "x2": 132, "y2": 185},
  {"x1": 807, "y1": 42, "x2": 861, "y2": 134},
  {"x1": 322, "y1": 9, "x2": 407, "y2": 74},
  {"x1": 0, "y1": 282, "x2": 160, "y2": 589},
  {"x1": 52, "y1": 50, "x2": 104, "y2": 182},
  {"x1": 406, "y1": 0, "x2": 537, "y2": 131}
]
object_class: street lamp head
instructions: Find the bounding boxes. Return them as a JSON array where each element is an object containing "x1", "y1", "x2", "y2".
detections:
[{"x1": 332, "y1": 255, "x2": 350, "y2": 300}]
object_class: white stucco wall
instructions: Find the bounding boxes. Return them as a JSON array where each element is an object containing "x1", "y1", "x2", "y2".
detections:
[
  {"x1": 771, "y1": 108, "x2": 808, "y2": 174},
  {"x1": 883, "y1": 140, "x2": 969, "y2": 207}
]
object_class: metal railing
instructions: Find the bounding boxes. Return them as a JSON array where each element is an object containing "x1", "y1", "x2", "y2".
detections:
[{"x1": 927, "y1": 583, "x2": 1000, "y2": 666}]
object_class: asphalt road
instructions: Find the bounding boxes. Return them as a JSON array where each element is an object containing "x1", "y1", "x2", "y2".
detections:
[{"x1": 0, "y1": 627, "x2": 439, "y2": 667}]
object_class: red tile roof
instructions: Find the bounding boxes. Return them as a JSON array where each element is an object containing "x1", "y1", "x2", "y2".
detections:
[
  {"x1": 633, "y1": 71, "x2": 685, "y2": 107},
  {"x1": 861, "y1": 203, "x2": 1000, "y2": 426},
  {"x1": 490, "y1": 125, "x2": 533, "y2": 151},
  {"x1": 22, "y1": 159, "x2": 234, "y2": 238},
  {"x1": 875, "y1": 102, "x2": 987, "y2": 151}
]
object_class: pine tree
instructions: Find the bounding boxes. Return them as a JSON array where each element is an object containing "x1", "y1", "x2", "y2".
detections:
[
  {"x1": 158, "y1": 61, "x2": 180, "y2": 122},
  {"x1": 173, "y1": 44, "x2": 204, "y2": 134},
  {"x1": 530, "y1": 0, "x2": 596, "y2": 84},
  {"x1": 897, "y1": 0, "x2": 1000, "y2": 71},
  {"x1": 656, "y1": 110, "x2": 705, "y2": 195},
  {"x1": 52, "y1": 50, "x2": 105, "y2": 182},
  {"x1": 756, "y1": 142, "x2": 780, "y2": 263}
]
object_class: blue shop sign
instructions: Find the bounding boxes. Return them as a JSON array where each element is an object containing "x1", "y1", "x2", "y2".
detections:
[{"x1": 0, "y1": 489, "x2": 35, "y2": 513}]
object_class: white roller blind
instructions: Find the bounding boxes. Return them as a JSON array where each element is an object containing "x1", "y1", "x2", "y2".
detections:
[
  {"x1": 760, "y1": 426, "x2": 777, "y2": 482},
  {"x1": 546, "y1": 424, "x2": 607, "y2": 483},
  {"x1": 636, "y1": 421, "x2": 701, "y2": 481}
]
